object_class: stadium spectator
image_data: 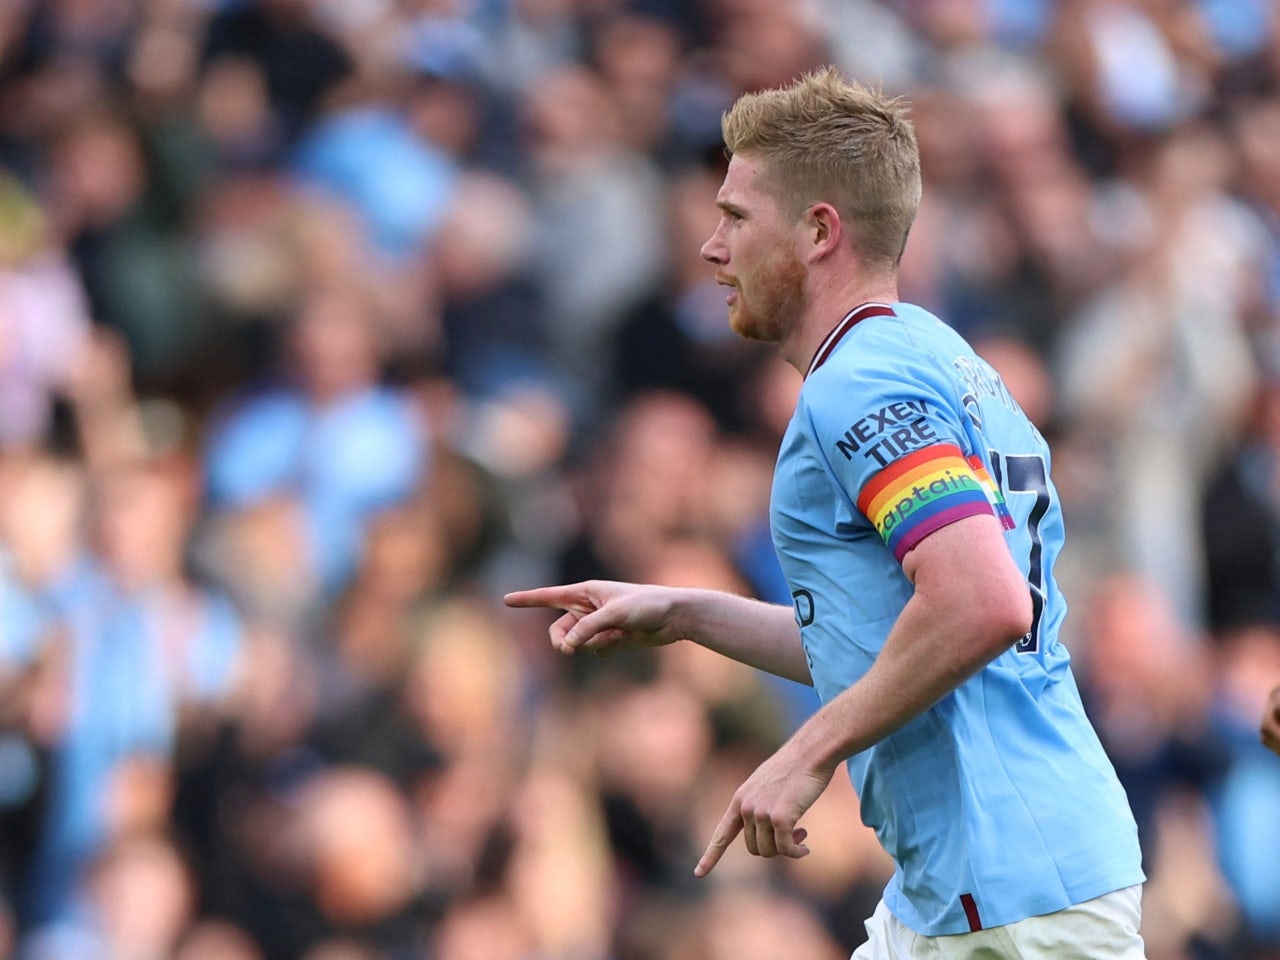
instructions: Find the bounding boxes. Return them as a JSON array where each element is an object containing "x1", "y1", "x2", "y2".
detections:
[
  {"x1": 0, "y1": 174, "x2": 92, "y2": 451},
  {"x1": 1263, "y1": 684, "x2": 1280, "y2": 755},
  {"x1": 201, "y1": 285, "x2": 429, "y2": 597}
]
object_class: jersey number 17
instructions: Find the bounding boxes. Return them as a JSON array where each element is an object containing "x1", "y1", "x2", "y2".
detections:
[{"x1": 987, "y1": 451, "x2": 1048, "y2": 655}]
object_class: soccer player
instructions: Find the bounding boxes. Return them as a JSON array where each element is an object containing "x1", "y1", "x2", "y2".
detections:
[{"x1": 505, "y1": 67, "x2": 1147, "y2": 958}]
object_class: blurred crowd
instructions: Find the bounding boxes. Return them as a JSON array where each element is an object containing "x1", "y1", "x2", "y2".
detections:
[{"x1": 1, "y1": 0, "x2": 1280, "y2": 958}]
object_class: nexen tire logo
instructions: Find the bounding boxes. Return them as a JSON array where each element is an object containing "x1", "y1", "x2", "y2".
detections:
[{"x1": 835, "y1": 401, "x2": 938, "y2": 467}]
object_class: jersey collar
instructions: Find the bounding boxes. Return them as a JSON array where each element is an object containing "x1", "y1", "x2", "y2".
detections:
[{"x1": 805, "y1": 302, "x2": 896, "y2": 379}]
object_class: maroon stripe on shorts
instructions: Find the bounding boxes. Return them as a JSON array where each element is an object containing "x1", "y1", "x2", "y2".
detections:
[{"x1": 960, "y1": 893, "x2": 982, "y2": 932}]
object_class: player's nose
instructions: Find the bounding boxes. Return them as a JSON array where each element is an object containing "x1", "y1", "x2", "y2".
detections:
[{"x1": 701, "y1": 228, "x2": 726, "y2": 265}]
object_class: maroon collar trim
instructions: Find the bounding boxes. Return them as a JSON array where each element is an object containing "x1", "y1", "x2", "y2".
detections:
[{"x1": 805, "y1": 303, "x2": 896, "y2": 378}]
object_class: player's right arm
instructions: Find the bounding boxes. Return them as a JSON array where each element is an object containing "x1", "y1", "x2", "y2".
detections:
[{"x1": 503, "y1": 581, "x2": 811, "y2": 685}]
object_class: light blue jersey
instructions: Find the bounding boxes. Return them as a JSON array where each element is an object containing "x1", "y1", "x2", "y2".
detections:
[{"x1": 771, "y1": 302, "x2": 1144, "y2": 936}]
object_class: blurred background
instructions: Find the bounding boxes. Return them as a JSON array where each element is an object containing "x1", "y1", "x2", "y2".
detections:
[{"x1": 1, "y1": 0, "x2": 1279, "y2": 957}]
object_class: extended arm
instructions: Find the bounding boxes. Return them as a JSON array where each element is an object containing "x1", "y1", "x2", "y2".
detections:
[
  {"x1": 504, "y1": 581, "x2": 810, "y2": 685},
  {"x1": 695, "y1": 513, "x2": 1032, "y2": 874}
]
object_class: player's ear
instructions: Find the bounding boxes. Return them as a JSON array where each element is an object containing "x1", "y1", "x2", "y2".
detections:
[{"x1": 805, "y1": 202, "x2": 842, "y2": 261}]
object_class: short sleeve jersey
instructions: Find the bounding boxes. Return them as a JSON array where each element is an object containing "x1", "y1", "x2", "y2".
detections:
[{"x1": 770, "y1": 302, "x2": 1144, "y2": 936}]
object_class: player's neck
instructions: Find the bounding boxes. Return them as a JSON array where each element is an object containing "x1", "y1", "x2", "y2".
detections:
[{"x1": 784, "y1": 268, "x2": 899, "y2": 375}]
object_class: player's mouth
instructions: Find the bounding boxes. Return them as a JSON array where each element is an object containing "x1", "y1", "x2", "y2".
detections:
[{"x1": 716, "y1": 274, "x2": 738, "y2": 306}]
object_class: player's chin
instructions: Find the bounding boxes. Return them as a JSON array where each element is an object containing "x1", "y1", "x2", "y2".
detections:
[{"x1": 728, "y1": 309, "x2": 775, "y2": 344}]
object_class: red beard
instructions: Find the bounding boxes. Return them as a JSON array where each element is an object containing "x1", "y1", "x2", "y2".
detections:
[{"x1": 727, "y1": 245, "x2": 807, "y2": 344}]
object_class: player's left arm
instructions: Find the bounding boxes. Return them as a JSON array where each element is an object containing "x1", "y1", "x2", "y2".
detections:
[{"x1": 696, "y1": 512, "x2": 1031, "y2": 875}]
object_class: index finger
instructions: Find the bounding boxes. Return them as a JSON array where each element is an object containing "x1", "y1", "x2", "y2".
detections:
[
  {"x1": 694, "y1": 802, "x2": 743, "y2": 878},
  {"x1": 503, "y1": 586, "x2": 580, "y2": 610}
]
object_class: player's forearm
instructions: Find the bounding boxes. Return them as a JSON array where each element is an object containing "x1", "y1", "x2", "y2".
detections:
[
  {"x1": 790, "y1": 587, "x2": 1026, "y2": 767},
  {"x1": 670, "y1": 588, "x2": 812, "y2": 685}
]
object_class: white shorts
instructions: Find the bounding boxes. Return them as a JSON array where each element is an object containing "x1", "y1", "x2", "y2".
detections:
[{"x1": 851, "y1": 886, "x2": 1147, "y2": 960}]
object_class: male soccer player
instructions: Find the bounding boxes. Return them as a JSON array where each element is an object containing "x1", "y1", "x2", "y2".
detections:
[{"x1": 506, "y1": 67, "x2": 1146, "y2": 958}]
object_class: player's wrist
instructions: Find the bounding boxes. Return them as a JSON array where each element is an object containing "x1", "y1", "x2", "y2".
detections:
[
  {"x1": 667, "y1": 586, "x2": 755, "y2": 645},
  {"x1": 788, "y1": 717, "x2": 845, "y2": 777},
  {"x1": 661, "y1": 586, "x2": 702, "y2": 644}
]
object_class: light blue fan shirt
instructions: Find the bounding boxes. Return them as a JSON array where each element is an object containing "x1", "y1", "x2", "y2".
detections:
[{"x1": 770, "y1": 302, "x2": 1144, "y2": 936}]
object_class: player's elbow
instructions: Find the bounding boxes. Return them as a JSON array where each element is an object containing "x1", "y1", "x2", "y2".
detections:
[{"x1": 982, "y1": 582, "x2": 1034, "y2": 655}]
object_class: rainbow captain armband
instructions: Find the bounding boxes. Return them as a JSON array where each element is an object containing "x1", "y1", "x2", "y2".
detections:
[{"x1": 856, "y1": 443, "x2": 1005, "y2": 562}]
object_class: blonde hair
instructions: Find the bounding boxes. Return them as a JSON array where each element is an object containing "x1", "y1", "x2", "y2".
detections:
[{"x1": 722, "y1": 66, "x2": 922, "y2": 266}]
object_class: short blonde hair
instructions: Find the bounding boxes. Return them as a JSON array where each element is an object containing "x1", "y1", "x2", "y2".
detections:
[{"x1": 722, "y1": 66, "x2": 921, "y2": 266}]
